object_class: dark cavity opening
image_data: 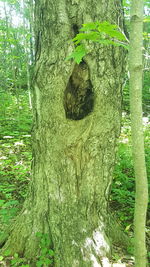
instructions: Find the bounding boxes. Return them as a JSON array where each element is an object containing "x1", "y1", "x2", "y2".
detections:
[
  {"x1": 72, "y1": 24, "x2": 79, "y2": 36},
  {"x1": 64, "y1": 61, "x2": 94, "y2": 120}
]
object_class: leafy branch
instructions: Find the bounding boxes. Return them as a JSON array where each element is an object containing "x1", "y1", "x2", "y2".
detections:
[{"x1": 67, "y1": 21, "x2": 129, "y2": 64}]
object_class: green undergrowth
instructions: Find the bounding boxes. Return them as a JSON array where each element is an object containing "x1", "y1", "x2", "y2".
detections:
[
  {"x1": 0, "y1": 233, "x2": 54, "y2": 266},
  {"x1": 0, "y1": 90, "x2": 32, "y2": 240},
  {"x1": 110, "y1": 115, "x2": 150, "y2": 228},
  {"x1": 110, "y1": 114, "x2": 150, "y2": 261}
]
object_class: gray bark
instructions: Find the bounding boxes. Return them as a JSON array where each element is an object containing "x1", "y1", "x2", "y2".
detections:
[
  {"x1": 1, "y1": 1, "x2": 126, "y2": 266},
  {"x1": 129, "y1": 0, "x2": 148, "y2": 266}
]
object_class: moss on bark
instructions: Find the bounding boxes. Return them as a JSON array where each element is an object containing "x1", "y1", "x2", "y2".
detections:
[{"x1": 0, "y1": 0, "x2": 127, "y2": 266}]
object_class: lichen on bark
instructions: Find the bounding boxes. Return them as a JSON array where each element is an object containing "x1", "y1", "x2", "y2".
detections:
[{"x1": 0, "y1": 0, "x2": 127, "y2": 266}]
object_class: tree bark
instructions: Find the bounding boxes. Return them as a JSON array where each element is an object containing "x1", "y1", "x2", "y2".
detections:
[
  {"x1": 1, "y1": 0, "x2": 126, "y2": 266},
  {"x1": 129, "y1": 1, "x2": 148, "y2": 266}
]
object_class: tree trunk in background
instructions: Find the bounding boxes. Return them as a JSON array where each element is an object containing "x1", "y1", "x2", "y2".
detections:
[
  {"x1": 22, "y1": 0, "x2": 32, "y2": 109},
  {"x1": 28, "y1": 0, "x2": 34, "y2": 65},
  {"x1": 1, "y1": 0, "x2": 126, "y2": 266},
  {"x1": 129, "y1": 1, "x2": 148, "y2": 266}
]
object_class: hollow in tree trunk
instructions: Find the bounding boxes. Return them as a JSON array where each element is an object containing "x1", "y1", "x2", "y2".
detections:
[{"x1": 1, "y1": 0, "x2": 126, "y2": 266}]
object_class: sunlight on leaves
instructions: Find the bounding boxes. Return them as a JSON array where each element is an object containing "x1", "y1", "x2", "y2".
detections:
[{"x1": 67, "y1": 21, "x2": 129, "y2": 64}]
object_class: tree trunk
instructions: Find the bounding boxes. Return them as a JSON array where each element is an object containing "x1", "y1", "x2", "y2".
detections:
[
  {"x1": 1, "y1": 0, "x2": 126, "y2": 266},
  {"x1": 129, "y1": 0, "x2": 148, "y2": 266}
]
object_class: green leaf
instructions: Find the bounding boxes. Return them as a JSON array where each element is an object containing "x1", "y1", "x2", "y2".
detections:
[
  {"x1": 74, "y1": 32, "x2": 101, "y2": 44},
  {"x1": 73, "y1": 33, "x2": 91, "y2": 44},
  {"x1": 97, "y1": 21, "x2": 118, "y2": 31},
  {"x1": 95, "y1": 38, "x2": 129, "y2": 49},
  {"x1": 44, "y1": 258, "x2": 52, "y2": 264},
  {"x1": 97, "y1": 21, "x2": 126, "y2": 41},
  {"x1": 125, "y1": 224, "x2": 132, "y2": 232},
  {"x1": 80, "y1": 21, "x2": 100, "y2": 31},
  {"x1": 11, "y1": 258, "x2": 18, "y2": 264},
  {"x1": 0, "y1": 200, "x2": 5, "y2": 207},
  {"x1": 4, "y1": 250, "x2": 11, "y2": 256},
  {"x1": 36, "y1": 260, "x2": 43, "y2": 267},
  {"x1": 0, "y1": 256, "x2": 4, "y2": 261},
  {"x1": 66, "y1": 21, "x2": 128, "y2": 63},
  {"x1": 48, "y1": 249, "x2": 54, "y2": 256},
  {"x1": 66, "y1": 44, "x2": 87, "y2": 64},
  {"x1": 4, "y1": 200, "x2": 19, "y2": 207},
  {"x1": 36, "y1": 232, "x2": 42, "y2": 238},
  {"x1": 41, "y1": 247, "x2": 48, "y2": 255}
]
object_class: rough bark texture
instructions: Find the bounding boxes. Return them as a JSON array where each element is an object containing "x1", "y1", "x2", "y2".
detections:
[{"x1": 1, "y1": 1, "x2": 126, "y2": 266}]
